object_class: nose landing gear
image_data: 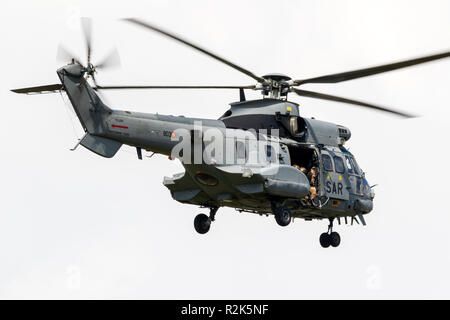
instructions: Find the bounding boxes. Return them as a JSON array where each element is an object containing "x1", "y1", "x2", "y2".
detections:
[
  {"x1": 194, "y1": 207, "x2": 218, "y2": 234},
  {"x1": 319, "y1": 218, "x2": 341, "y2": 248}
]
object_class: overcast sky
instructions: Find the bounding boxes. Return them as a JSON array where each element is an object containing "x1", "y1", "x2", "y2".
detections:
[{"x1": 1, "y1": 0, "x2": 450, "y2": 299}]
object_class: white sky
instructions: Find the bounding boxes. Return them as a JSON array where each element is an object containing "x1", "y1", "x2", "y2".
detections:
[{"x1": 1, "y1": 0, "x2": 450, "y2": 299}]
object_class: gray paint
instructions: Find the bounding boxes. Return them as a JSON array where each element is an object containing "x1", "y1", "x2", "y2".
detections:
[
  {"x1": 54, "y1": 62, "x2": 373, "y2": 220},
  {"x1": 226, "y1": 99, "x2": 299, "y2": 117},
  {"x1": 303, "y1": 118, "x2": 341, "y2": 146}
]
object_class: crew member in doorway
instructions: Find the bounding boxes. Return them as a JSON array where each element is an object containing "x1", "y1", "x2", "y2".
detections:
[{"x1": 308, "y1": 166, "x2": 317, "y2": 200}]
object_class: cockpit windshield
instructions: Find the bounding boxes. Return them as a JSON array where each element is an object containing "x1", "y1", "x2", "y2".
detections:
[
  {"x1": 344, "y1": 154, "x2": 361, "y2": 176},
  {"x1": 362, "y1": 177, "x2": 371, "y2": 197},
  {"x1": 351, "y1": 157, "x2": 362, "y2": 175}
]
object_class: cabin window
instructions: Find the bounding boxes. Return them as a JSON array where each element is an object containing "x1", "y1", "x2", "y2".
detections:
[
  {"x1": 322, "y1": 154, "x2": 333, "y2": 171},
  {"x1": 265, "y1": 145, "x2": 276, "y2": 163},
  {"x1": 333, "y1": 156, "x2": 345, "y2": 173},
  {"x1": 236, "y1": 141, "x2": 246, "y2": 160}
]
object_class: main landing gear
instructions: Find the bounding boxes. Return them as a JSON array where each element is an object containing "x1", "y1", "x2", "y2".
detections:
[
  {"x1": 194, "y1": 207, "x2": 218, "y2": 234},
  {"x1": 271, "y1": 203, "x2": 292, "y2": 227},
  {"x1": 319, "y1": 218, "x2": 341, "y2": 248}
]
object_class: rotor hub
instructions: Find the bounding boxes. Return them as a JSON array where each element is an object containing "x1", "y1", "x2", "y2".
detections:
[
  {"x1": 86, "y1": 63, "x2": 96, "y2": 75},
  {"x1": 262, "y1": 73, "x2": 292, "y2": 82},
  {"x1": 261, "y1": 73, "x2": 292, "y2": 100}
]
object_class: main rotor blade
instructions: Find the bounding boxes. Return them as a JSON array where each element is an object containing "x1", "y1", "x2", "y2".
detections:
[
  {"x1": 292, "y1": 88, "x2": 415, "y2": 118},
  {"x1": 294, "y1": 51, "x2": 450, "y2": 85},
  {"x1": 123, "y1": 18, "x2": 265, "y2": 83},
  {"x1": 81, "y1": 17, "x2": 93, "y2": 66},
  {"x1": 96, "y1": 47, "x2": 121, "y2": 70},
  {"x1": 96, "y1": 85, "x2": 256, "y2": 90}
]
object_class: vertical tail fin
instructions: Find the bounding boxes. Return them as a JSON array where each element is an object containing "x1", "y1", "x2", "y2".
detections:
[{"x1": 57, "y1": 63, "x2": 110, "y2": 135}]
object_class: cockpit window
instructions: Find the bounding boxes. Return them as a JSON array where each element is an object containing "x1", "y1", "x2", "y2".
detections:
[
  {"x1": 351, "y1": 158, "x2": 361, "y2": 175},
  {"x1": 322, "y1": 154, "x2": 333, "y2": 171},
  {"x1": 334, "y1": 156, "x2": 345, "y2": 173},
  {"x1": 345, "y1": 156, "x2": 354, "y2": 174},
  {"x1": 362, "y1": 177, "x2": 371, "y2": 196},
  {"x1": 345, "y1": 156, "x2": 361, "y2": 175}
]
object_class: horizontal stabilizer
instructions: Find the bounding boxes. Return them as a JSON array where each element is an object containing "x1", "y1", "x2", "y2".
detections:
[{"x1": 11, "y1": 84, "x2": 64, "y2": 94}]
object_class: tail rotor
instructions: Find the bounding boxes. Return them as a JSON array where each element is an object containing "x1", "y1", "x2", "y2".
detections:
[{"x1": 57, "y1": 17, "x2": 121, "y2": 89}]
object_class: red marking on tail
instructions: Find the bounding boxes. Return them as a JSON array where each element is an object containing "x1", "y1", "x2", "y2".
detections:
[{"x1": 112, "y1": 124, "x2": 128, "y2": 129}]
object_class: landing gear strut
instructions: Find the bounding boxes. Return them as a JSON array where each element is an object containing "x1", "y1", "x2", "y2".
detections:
[
  {"x1": 194, "y1": 207, "x2": 218, "y2": 234},
  {"x1": 319, "y1": 218, "x2": 341, "y2": 248}
]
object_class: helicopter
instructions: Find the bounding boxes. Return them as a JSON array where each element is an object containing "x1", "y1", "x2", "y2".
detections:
[{"x1": 11, "y1": 18, "x2": 450, "y2": 248}]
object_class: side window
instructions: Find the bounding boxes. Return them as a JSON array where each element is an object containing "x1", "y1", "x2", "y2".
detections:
[
  {"x1": 345, "y1": 156, "x2": 353, "y2": 174},
  {"x1": 334, "y1": 156, "x2": 345, "y2": 173},
  {"x1": 265, "y1": 145, "x2": 276, "y2": 163},
  {"x1": 236, "y1": 141, "x2": 246, "y2": 160},
  {"x1": 322, "y1": 154, "x2": 333, "y2": 171}
]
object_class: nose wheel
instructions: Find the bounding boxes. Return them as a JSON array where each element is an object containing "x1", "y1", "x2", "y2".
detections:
[
  {"x1": 194, "y1": 207, "x2": 218, "y2": 234},
  {"x1": 320, "y1": 218, "x2": 341, "y2": 248}
]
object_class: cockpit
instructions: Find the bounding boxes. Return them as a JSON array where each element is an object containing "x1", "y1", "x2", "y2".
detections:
[{"x1": 322, "y1": 147, "x2": 371, "y2": 198}]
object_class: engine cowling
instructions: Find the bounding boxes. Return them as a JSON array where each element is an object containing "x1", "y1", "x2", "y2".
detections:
[{"x1": 337, "y1": 125, "x2": 351, "y2": 142}]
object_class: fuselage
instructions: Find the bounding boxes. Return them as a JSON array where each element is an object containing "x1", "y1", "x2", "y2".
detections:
[{"x1": 57, "y1": 62, "x2": 374, "y2": 220}]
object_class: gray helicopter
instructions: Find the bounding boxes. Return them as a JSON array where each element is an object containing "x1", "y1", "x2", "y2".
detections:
[{"x1": 12, "y1": 18, "x2": 450, "y2": 248}]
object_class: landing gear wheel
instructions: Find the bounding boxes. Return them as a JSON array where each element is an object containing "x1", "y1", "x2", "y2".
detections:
[
  {"x1": 274, "y1": 206, "x2": 292, "y2": 227},
  {"x1": 194, "y1": 213, "x2": 211, "y2": 234},
  {"x1": 319, "y1": 218, "x2": 342, "y2": 248},
  {"x1": 330, "y1": 232, "x2": 341, "y2": 247},
  {"x1": 319, "y1": 233, "x2": 331, "y2": 248}
]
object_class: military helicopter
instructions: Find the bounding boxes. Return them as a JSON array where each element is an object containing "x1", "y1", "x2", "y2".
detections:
[{"x1": 12, "y1": 18, "x2": 450, "y2": 248}]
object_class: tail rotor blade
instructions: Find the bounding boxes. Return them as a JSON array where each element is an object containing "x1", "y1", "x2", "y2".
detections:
[
  {"x1": 91, "y1": 73, "x2": 98, "y2": 88},
  {"x1": 91, "y1": 75, "x2": 112, "y2": 106},
  {"x1": 96, "y1": 47, "x2": 121, "y2": 70},
  {"x1": 57, "y1": 44, "x2": 83, "y2": 66},
  {"x1": 81, "y1": 17, "x2": 93, "y2": 65}
]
